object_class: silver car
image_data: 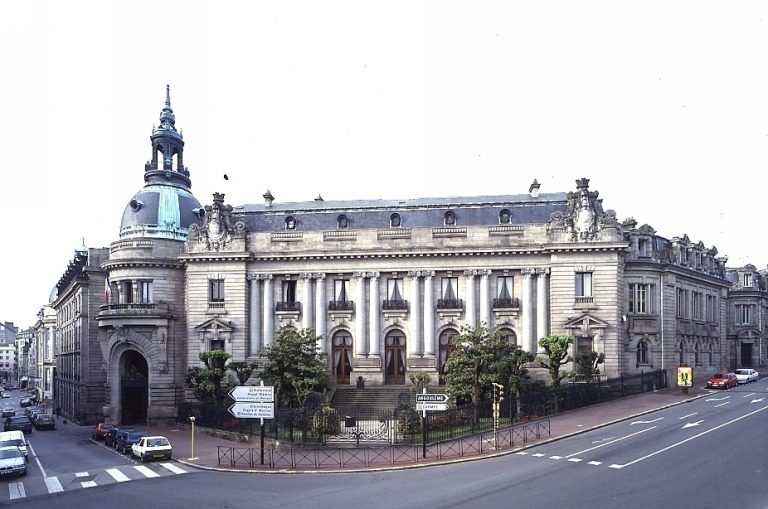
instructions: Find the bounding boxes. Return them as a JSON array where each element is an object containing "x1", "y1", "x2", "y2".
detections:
[
  {"x1": 0, "y1": 446, "x2": 26, "y2": 476},
  {"x1": 734, "y1": 368, "x2": 759, "y2": 384}
]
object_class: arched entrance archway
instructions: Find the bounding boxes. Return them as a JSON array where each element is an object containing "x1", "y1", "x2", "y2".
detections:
[
  {"x1": 385, "y1": 331, "x2": 406, "y2": 384},
  {"x1": 120, "y1": 350, "x2": 148, "y2": 425},
  {"x1": 439, "y1": 328, "x2": 458, "y2": 385}
]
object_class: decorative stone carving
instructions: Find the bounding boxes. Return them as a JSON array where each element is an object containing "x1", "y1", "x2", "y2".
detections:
[
  {"x1": 548, "y1": 178, "x2": 619, "y2": 242},
  {"x1": 188, "y1": 192, "x2": 247, "y2": 252}
]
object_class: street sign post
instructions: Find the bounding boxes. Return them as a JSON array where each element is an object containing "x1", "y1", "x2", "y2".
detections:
[
  {"x1": 229, "y1": 385, "x2": 274, "y2": 403},
  {"x1": 415, "y1": 393, "x2": 449, "y2": 403},
  {"x1": 415, "y1": 403, "x2": 448, "y2": 411},
  {"x1": 228, "y1": 402, "x2": 275, "y2": 419}
]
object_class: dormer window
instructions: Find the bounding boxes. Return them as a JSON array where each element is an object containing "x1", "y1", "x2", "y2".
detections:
[
  {"x1": 390, "y1": 213, "x2": 402, "y2": 228},
  {"x1": 444, "y1": 211, "x2": 456, "y2": 226},
  {"x1": 499, "y1": 209, "x2": 511, "y2": 224},
  {"x1": 744, "y1": 274, "x2": 753, "y2": 287},
  {"x1": 285, "y1": 216, "x2": 296, "y2": 230},
  {"x1": 337, "y1": 214, "x2": 348, "y2": 229},
  {"x1": 638, "y1": 238, "x2": 649, "y2": 257}
]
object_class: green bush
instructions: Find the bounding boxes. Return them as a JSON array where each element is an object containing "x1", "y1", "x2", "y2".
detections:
[{"x1": 397, "y1": 408, "x2": 420, "y2": 435}]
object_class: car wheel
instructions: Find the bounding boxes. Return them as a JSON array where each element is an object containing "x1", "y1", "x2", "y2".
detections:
[{"x1": 141, "y1": 454, "x2": 147, "y2": 463}]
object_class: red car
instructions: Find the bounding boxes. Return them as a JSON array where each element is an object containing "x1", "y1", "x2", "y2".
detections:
[
  {"x1": 91, "y1": 422, "x2": 114, "y2": 440},
  {"x1": 707, "y1": 372, "x2": 738, "y2": 389}
]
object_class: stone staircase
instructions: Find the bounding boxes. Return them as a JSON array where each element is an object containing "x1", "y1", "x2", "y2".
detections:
[{"x1": 330, "y1": 386, "x2": 412, "y2": 414}]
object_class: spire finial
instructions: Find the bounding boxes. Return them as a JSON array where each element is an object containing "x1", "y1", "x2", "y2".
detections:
[{"x1": 158, "y1": 84, "x2": 176, "y2": 132}]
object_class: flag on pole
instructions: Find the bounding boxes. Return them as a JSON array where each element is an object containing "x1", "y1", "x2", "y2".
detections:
[{"x1": 104, "y1": 275, "x2": 111, "y2": 304}]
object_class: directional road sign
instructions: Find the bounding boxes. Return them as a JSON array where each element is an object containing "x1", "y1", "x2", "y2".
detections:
[
  {"x1": 416, "y1": 403, "x2": 448, "y2": 411},
  {"x1": 415, "y1": 393, "x2": 449, "y2": 403},
  {"x1": 229, "y1": 385, "x2": 274, "y2": 403},
  {"x1": 229, "y1": 402, "x2": 275, "y2": 419}
]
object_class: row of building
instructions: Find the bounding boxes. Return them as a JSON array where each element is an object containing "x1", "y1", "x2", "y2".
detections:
[{"x1": 8, "y1": 87, "x2": 768, "y2": 426}]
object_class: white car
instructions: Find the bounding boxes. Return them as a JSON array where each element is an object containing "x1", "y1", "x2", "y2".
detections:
[
  {"x1": 734, "y1": 368, "x2": 759, "y2": 384},
  {"x1": 0, "y1": 446, "x2": 26, "y2": 476},
  {"x1": 131, "y1": 435, "x2": 173, "y2": 462}
]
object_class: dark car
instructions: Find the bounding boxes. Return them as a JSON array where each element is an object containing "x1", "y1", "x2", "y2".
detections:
[
  {"x1": 33, "y1": 414, "x2": 55, "y2": 431},
  {"x1": 18, "y1": 399, "x2": 32, "y2": 408},
  {"x1": 4, "y1": 416, "x2": 32, "y2": 434},
  {"x1": 116, "y1": 430, "x2": 148, "y2": 454},
  {"x1": 105, "y1": 427, "x2": 134, "y2": 449}
]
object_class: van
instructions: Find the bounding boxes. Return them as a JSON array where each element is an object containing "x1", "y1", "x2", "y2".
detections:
[{"x1": 0, "y1": 430, "x2": 28, "y2": 459}]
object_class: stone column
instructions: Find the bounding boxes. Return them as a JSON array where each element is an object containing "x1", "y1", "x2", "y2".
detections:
[
  {"x1": 465, "y1": 270, "x2": 477, "y2": 328},
  {"x1": 408, "y1": 271, "x2": 421, "y2": 357},
  {"x1": 536, "y1": 268, "x2": 550, "y2": 352},
  {"x1": 368, "y1": 272, "x2": 381, "y2": 356},
  {"x1": 301, "y1": 273, "x2": 313, "y2": 330},
  {"x1": 423, "y1": 271, "x2": 436, "y2": 356},
  {"x1": 315, "y1": 273, "x2": 327, "y2": 353},
  {"x1": 248, "y1": 274, "x2": 262, "y2": 355},
  {"x1": 480, "y1": 270, "x2": 491, "y2": 327},
  {"x1": 522, "y1": 268, "x2": 535, "y2": 353},
  {"x1": 355, "y1": 273, "x2": 367, "y2": 356},
  {"x1": 262, "y1": 275, "x2": 274, "y2": 346}
]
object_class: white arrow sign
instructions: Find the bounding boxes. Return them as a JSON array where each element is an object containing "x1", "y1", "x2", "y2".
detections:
[
  {"x1": 229, "y1": 402, "x2": 275, "y2": 419},
  {"x1": 682, "y1": 420, "x2": 704, "y2": 429},
  {"x1": 229, "y1": 386, "x2": 274, "y2": 403},
  {"x1": 751, "y1": 397, "x2": 765, "y2": 403},
  {"x1": 416, "y1": 403, "x2": 448, "y2": 411},
  {"x1": 630, "y1": 418, "x2": 664, "y2": 425}
]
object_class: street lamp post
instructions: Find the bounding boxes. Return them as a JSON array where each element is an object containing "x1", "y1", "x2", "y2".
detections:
[{"x1": 189, "y1": 416, "x2": 197, "y2": 460}]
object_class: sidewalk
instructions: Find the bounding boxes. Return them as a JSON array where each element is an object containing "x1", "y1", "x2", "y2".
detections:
[{"x1": 148, "y1": 385, "x2": 710, "y2": 473}]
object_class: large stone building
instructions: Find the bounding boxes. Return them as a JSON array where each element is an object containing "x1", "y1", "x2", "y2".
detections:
[{"x1": 44, "y1": 87, "x2": 765, "y2": 425}]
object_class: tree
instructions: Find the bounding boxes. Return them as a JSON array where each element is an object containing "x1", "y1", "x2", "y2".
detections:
[
  {"x1": 573, "y1": 351, "x2": 605, "y2": 382},
  {"x1": 257, "y1": 327, "x2": 329, "y2": 408},
  {"x1": 444, "y1": 323, "x2": 534, "y2": 405},
  {"x1": 537, "y1": 334, "x2": 574, "y2": 388},
  {"x1": 228, "y1": 360, "x2": 259, "y2": 386},
  {"x1": 184, "y1": 350, "x2": 232, "y2": 404}
]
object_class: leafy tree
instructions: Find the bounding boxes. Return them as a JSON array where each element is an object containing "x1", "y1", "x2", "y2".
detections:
[
  {"x1": 573, "y1": 351, "x2": 605, "y2": 382},
  {"x1": 408, "y1": 372, "x2": 432, "y2": 395},
  {"x1": 257, "y1": 327, "x2": 329, "y2": 408},
  {"x1": 444, "y1": 323, "x2": 534, "y2": 406},
  {"x1": 537, "y1": 335, "x2": 574, "y2": 388},
  {"x1": 229, "y1": 360, "x2": 259, "y2": 386},
  {"x1": 184, "y1": 350, "x2": 232, "y2": 404}
]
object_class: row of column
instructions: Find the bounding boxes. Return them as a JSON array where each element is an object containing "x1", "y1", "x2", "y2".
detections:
[{"x1": 247, "y1": 268, "x2": 550, "y2": 356}]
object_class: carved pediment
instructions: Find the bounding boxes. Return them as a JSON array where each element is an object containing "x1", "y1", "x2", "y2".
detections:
[
  {"x1": 564, "y1": 313, "x2": 609, "y2": 338},
  {"x1": 194, "y1": 317, "x2": 235, "y2": 343}
]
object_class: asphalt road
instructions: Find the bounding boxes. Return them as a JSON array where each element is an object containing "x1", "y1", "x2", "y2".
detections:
[{"x1": 3, "y1": 383, "x2": 768, "y2": 507}]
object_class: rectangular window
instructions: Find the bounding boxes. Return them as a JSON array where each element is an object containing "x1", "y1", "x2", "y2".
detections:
[
  {"x1": 383, "y1": 278, "x2": 407, "y2": 310},
  {"x1": 706, "y1": 295, "x2": 717, "y2": 321},
  {"x1": 494, "y1": 276, "x2": 515, "y2": 308},
  {"x1": 638, "y1": 238, "x2": 649, "y2": 257},
  {"x1": 577, "y1": 337, "x2": 593, "y2": 353},
  {"x1": 575, "y1": 272, "x2": 592, "y2": 297},
  {"x1": 744, "y1": 274, "x2": 753, "y2": 287},
  {"x1": 628, "y1": 284, "x2": 652, "y2": 314},
  {"x1": 692, "y1": 292, "x2": 703, "y2": 320},
  {"x1": 209, "y1": 279, "x2": 224, "y2": 303},
  {"x1": 334, "y1": 279, "x2": 349, "y2": 302},
  {"x1": 736, "y1": 304, "x2": 754, "y2": 325},
  {"x1": 438, "y1": 277, "x2": 461, "y2": 309},
  {"x1": 282, "y1": 280, "x2": 297, "y2": 302},
  {"x1": 139, "y1": 281, "x2": 153, "y2": 304},
  {"x1": 676, "y1": 288, "x2": 688, "y2": 318}
]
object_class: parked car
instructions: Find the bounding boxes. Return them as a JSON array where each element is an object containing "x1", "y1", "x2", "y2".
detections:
[
  {"x1": 707, "y1": 372, "x2": 738, "y2": 389},
  {"x1": 4, "y1": 416, "x2": 32, "y2": 434},
  {"x1": 106, "y1": 427, "x2": 134, "y2": 449},
  {"x1": 0, "y1": 431, "x2": 28, "y2": 459},
  {"x1": 1, "y1": 392, "x2": 10, "y2": 399},
  {"x1": 734, "y1": 368, "x2": 759, "y2": 384},
  {"x1": 131, "y1": 436, "x2": 172, "y2": 462},
  {"x1": 116, "y1": 430, "x2": 148, "y2": 454},
  {"x1": 0, "y1": 446, "x2": 26, "y2": 477},
  {"x1": 92, "y1": 423, "x2": 114, "y2": 441},
  {"x1": 33, "y1": 414, "x2": 55, "y2": 431},
  {"x1": 1, "y1": 408, "x2": 15, "y2": 418}
]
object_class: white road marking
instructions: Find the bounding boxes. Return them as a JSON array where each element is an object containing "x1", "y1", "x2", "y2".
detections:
[
  {"x1": 549, "y1": 456, "x2": 563, "y2": 460},
  {"x1": 134, "y1": 465, "x2": 160, "y2": 477},
  {"x1": 678, "y1": 413, "x2": 698, "y2": 420},
  {"x1": 715, "y1": 402, "x2": 730, "y2": 408},
  {"x1": 81, "y1": 481, "x2": 97, "y2": 488},
  {"x1": 160, "y1": 462, "x2": 187, "y2": 474},
  {"x1": 630, "y1": 418, "x2": 663, "y2": 425},
  {"x1": 44, "y1": 477, "x2": 63, "y2": 493},
  {"x1": 75, "y1": 471, "x2": 89, "y2": 477},
  {"x1": 613, "y1": 405, "x2": 768, "y2": 469},
  {"x1": 107, "y1": 468, "x2": 131, "y2": 482},
  {"x1": 9, "y1": 481, "x2": 25, "y2": 499},
  {"x1": 587, "y1": 461, "x2": 602, "y2": 465},
  {"x1": 565, "y1": 427, "x2": 657, "y2": 458},
  {"x1": 568, "y1": 458, "x2": 582, "y2": 462},
  {"x1": 681, "y1": 420, "x2": 704, "y2": 429}
]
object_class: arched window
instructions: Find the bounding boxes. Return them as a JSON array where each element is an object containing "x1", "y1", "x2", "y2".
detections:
[
  {"x1": 439, "y1": 329, "x2": 458, "y2": 385},
  {"x1": 390, "y1": 213, "x2": 401, "y2": 228},
  {"x1": 285, "y1": 216, "x2": 296, "y2": 230},
  {"x1": 444, "y1": 211, "x2": 456, "y2": 226},
  {"x1": 637, "y1": 340, "x2": 648, "y2": 364},
  {"x1": 337, "y1": 214, "x2": 348, "y2": 229}
]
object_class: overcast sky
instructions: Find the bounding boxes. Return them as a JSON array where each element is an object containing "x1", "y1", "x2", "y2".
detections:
[{"x1": 2, "y1": 1, "x2": 767, "y2": 329}]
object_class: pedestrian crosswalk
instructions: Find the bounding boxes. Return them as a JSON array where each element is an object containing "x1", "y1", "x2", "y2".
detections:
[{"x1": 4, "y1": 462, "x2": 190, "y2": 500}]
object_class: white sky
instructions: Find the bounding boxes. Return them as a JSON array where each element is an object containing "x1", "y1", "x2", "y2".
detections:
[{"x1": 2, "y1": 1, "x2": 767, "y2": 329}]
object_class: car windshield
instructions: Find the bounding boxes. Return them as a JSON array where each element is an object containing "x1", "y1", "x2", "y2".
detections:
[
  {"x1": 0, "y1": 440, "x2": 23, "y2": 448},
  {"x1": 712, "y1": 374, "x2": 725, "y2": 378},
  {"x1": 0, "y1": 449, "x2": 21, "y2": 459}
]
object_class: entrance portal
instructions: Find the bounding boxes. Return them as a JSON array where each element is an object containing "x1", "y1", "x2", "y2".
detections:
[
  {"x1": 121, "y1": 350, "x2": 148, "y2": 425},
  {"x1": 741, "y1": 343, "x2": 753, "y2": 368}
]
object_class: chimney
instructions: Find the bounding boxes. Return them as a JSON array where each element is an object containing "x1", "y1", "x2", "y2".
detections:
[
  {"x1": 263, "y1": 190, "x2": 274, "y2": 208},
  {"x1": 529, "y1": 179, "x2": 540, "y2": 198}
]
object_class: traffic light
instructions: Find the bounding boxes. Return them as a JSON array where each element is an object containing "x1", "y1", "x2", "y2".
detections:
[{"x1": 492, "y1": 383, "x2": 504, "y2": 403}]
